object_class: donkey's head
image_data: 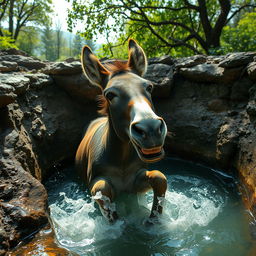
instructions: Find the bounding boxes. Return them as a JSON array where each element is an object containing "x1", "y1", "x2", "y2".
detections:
[{"x1": 81, "y1": 39, "x2": 167, "y2": 163}]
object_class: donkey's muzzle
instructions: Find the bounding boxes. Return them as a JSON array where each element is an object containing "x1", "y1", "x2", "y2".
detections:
[{"x1": 130, "y1": 118, "x2": 167, "y2": 163}]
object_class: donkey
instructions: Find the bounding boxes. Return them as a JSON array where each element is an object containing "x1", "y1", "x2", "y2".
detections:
[{"x1": 76, "y1": 39, "x2": 168, "y2": 223}]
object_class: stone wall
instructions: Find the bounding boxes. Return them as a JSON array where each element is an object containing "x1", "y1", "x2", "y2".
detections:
[{"x1": 0, "y1": 49, "x2": 256, "y2": 254}]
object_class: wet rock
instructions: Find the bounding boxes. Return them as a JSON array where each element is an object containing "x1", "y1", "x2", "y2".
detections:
[
  {"x1": 144, "y1": 63, "x2": 174, "y2": 98},
  {"x1": 179, "y1": 63, "x2": 242, "y2": 84},
  {"x1": 0, "y1": 159, "x2": 48, "y2": 253},
  {"x1": 236, "y1": 128, "x2": 256, "y2": 216},
  {"x1": 219, "y1": 52, "x2": 256, "y2": 68},
  {"x1": 42, "y1": 61, "x2": 82, "y2": 75},
  {"x1": 175, "y1": 55, "x2": 207, "y2": 68},
  {"x1": 8, "y1": 225, "x2": 77, "y2": 256},
  {"x1": 0, "y1": 61, "x2": 18, "y2": 72},
  {"x1": 0, "y1": 55, "x2": 46, "y2": 70},
  {"x1": 148, "y1": 55, "x2": 174, "y2": 66},
  {"x1": 247, "y1": 62, "x2": 256, "y2": 81}
]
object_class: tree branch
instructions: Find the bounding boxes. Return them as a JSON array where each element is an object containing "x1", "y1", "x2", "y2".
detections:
[
  {"x1": 225, "y1": 4, "x2": 256, "y2": 25},
  {"x1": 212, "y1": 0, "x2": 231, "y2": 42},
  {"x1": 14, "y1": 2, "x2": 39, "y2": 39},
  {"x1": 198, "y1": 0, "x2": 212, "y2": 41},
  {"x1": 0, "y1": 0, "x2": 9, "y2": 21}
]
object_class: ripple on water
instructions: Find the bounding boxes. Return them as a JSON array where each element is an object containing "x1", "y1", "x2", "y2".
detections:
[{"x1": 47, "y1": 160, "x2": 251, "y2": 256}]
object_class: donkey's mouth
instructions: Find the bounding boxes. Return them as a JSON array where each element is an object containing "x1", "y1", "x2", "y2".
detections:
[{"x1": 132, "y1": 143, "x2": 165, "y2": 163}]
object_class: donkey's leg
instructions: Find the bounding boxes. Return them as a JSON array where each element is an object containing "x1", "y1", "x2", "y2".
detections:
[
  {"x1": 90, "y1": 179, "x2": 118, "y2": 222},
  {"x1": 134, "y1": 170, "x2": 167, "y2": 219}
]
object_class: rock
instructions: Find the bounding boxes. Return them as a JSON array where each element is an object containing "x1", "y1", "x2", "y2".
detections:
[
  {"x1": 65, "y1": 57, "x2": 79, "y2": 63},
  {"x1": 0, "y1": 55, "x2": 46, "y2": 70},
  {"x1": 230, "y1": 78, "x2": 252, "y2": 102},
  {"x1": 0, "y1": 84, "x2": 17, "y2": 107},
  {"x1": 247, "y1": 62, "x2": 256, "y2": 81},
  {"x1": 53, "y1": 73, "x2": 101, "y2": 102},
  {"x1": 2, "y1": 52, "x2": 256, "y2": 255},
  {"x1": 144, "y1": 63, "x2": 174, "y2": 98},
  {"x1": 236, "y1": 127, "x2": 256, "y2": 216},
  {"x1": 0, "y1": 74, "x2": 30, "y2": 95},
  {"x1": 175, "y1": 55, "x2": 207, "y2": 68},
  {"x1": 207, "y1": 99, "x2": 229, "y2": 112},
  {"x1": 0, "y1": 48, "x2": 28, "y2": 56},
  {"x1": 148, "y1": 55, "x2": 174, "y2": 65},
  {"x1": 8, "y1": 225, "x2": 77, "y2": 256},
  {"x1": 207, "y1": 56, "x2": 225, "y2": 64},
  {"x1": 42, "y1": 61, "x2": 82, "y2": 75},
  {"x1": 0, "y1": 61, "x2": 18, "y2": 72},
  {"x1": 0, "y1": 158, "x2": 48, "y2": 253},
  {"x1": 219, "y1": 52, "x2": 256, "y2": 68},
  {"x1": 23, "y1": 73, "x2": 53, "y2": 89},
  {"x1": 246, "y1": 101, "x2": 256, "y2": 117},
  {"x1": 179, "y1": 63, "x2": 243, "y2": 83}
]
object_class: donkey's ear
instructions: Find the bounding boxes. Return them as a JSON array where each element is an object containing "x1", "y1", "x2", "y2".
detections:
[
  {"x1": 127, "y1": 39, "x2": 147, "y2": 76},
  {"x1": 81, "y1": 46, "x2": 110, "y2": 88}
]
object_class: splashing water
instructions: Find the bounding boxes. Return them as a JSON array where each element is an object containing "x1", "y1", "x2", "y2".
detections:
[{"x1": 46, "y1": 158, "x2": 252, "y2": 256}]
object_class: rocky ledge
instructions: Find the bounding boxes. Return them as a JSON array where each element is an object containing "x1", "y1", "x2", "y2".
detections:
[{"x1": 0, "y1": 50, "x2": 256, "y2": 255}]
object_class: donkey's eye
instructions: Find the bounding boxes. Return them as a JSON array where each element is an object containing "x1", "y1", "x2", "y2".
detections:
[
  {"x1": 146, "y1": 84, "x2": 153, "y2": 93},
  {"x1": 105, "y1": 92, "x2": 117, "y2": 102}
]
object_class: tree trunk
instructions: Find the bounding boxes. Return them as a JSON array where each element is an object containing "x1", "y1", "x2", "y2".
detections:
[{"x1": 8, "y1": 0, "x2": 14, "y2": 38}]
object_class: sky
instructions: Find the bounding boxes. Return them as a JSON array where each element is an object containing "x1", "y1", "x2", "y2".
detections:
[
  {"x1": 52, "y1": 0, "x2": 73, "y2": 32},
  {"x1": 51, "y1": 0, "x2": 109, "y2": 44}
]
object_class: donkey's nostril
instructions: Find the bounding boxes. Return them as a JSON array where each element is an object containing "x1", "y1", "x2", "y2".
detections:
[{"x1": 131, "y1": 123, "x2": 146, "y2": 139}]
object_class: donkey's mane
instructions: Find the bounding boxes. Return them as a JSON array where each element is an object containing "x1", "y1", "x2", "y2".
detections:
[{"x1": 97, "y1": 60, "x2": 131, "y2": 116}]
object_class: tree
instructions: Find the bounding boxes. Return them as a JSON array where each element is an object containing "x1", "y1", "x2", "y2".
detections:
[
  {"x1": 55, "y1": 20, "x2": 62, "y2": 60},
  {"x1": 222, "y1": 11, "x2": 256, "y2": 53},
  {"x1": 0, "y1": 0, "x2": 53, "y2": 41},
  {"x1": 72, "y1": 33, "x2": 83, "y2": 57},
  {"x1": 41, "y1": 24, "x2": 56, "y2": 60},
  {"x1": 67, "y1": 0, "x2": 256, "y2": 55},
  {"x1": 72, "y1": 33, "x2": 96, "y2": 57},
  {"x1": 16, "y1": 25, "x2": 40, "y2": 55}
]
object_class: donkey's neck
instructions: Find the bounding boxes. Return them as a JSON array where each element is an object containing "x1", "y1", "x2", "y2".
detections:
[{"x1": 106, "y1": 117, "x2": 134, "y2": 162}]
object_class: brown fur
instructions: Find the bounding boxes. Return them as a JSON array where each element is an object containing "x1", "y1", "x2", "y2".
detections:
[
  {"x1": 103, "y1": 60, "x2": 130, "y2": 75},
  {"x1": 97, "y1": 95, "x2": 109, "y2": 116},
  {"x1": 76, "y1": 117, "x2": 108, "y2": 186},
  {"x1": 97, "y1": 60, "x2": 131, "y2": 116}
]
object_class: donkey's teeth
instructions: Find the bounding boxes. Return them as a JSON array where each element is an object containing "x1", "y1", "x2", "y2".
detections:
[{"x1": 141, "y1": 147, "x2": 162, "y2": 155}]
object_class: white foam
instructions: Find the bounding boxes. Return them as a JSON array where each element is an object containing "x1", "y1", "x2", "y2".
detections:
[
  {"x1": 49, "y1": 193, "x2": 125, "y2": 248},
  {"x1": 49, "y1": 175, "x2": 225, "y2": 253}
]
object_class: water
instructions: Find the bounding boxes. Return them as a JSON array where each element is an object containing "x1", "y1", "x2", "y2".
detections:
[{"x1": 45, "y1": 158, "x2": 253, "y2": 256}]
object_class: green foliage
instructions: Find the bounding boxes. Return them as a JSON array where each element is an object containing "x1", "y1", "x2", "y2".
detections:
[
  {"x1": 67, "y1": 0, "x2": 256, "y2": 57},
  {"x1": 222, "y1": 12, "x2": 256, "y2": 52},
  {"x1": 0, "y1": 0, "x2": 53, "y2": 40},
  {"x1": 0, "y1": 31, "x2": 16, "y2": 49},
  {"x1": 66, "y1": 0, "x2": 202, "y2": 56}
]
